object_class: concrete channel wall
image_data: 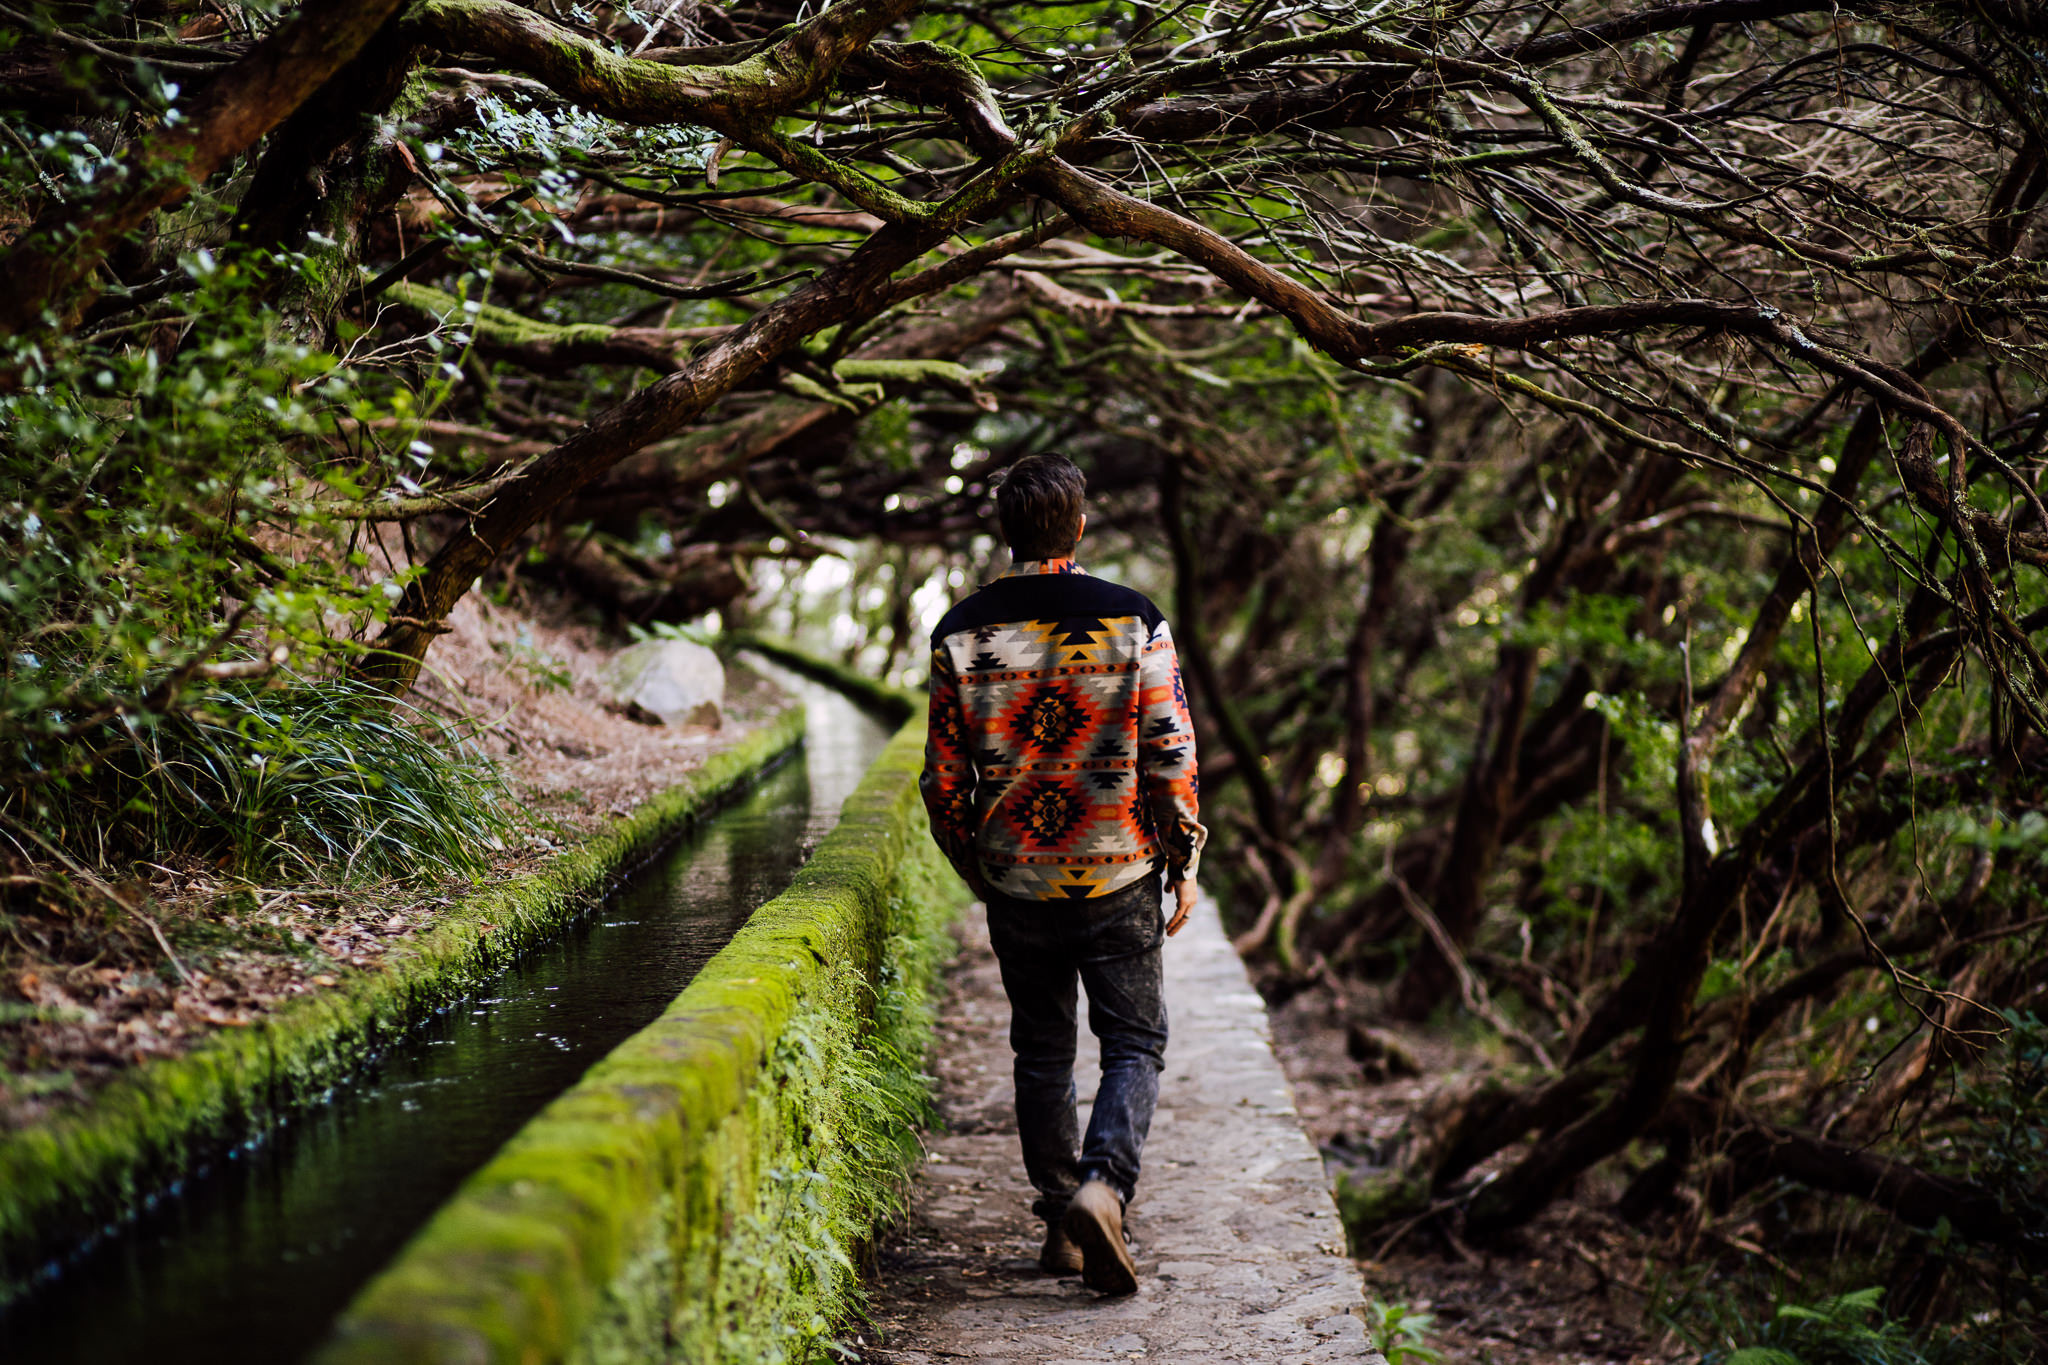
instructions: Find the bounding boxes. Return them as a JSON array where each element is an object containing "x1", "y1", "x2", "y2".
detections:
[
  {"x1": 0, "y1": 707, "x2": 806, "y2": 1306},
  {"x1": 314, "y1": 673, "x2": 969, "y2": 1363}
]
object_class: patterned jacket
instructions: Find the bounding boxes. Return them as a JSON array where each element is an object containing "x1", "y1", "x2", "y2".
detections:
[{"x1": 919, "y1": 557, "x2": 1207, "y2": 901}]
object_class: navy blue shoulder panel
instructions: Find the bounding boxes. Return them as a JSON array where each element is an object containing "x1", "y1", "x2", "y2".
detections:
[{"x1": 930, "y1": 574, "x2": 1165, "y2": 648}]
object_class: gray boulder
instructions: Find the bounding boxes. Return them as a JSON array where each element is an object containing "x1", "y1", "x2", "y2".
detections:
[{"x1": 600, "y1": 639, "x2": 725, "y2": 729}]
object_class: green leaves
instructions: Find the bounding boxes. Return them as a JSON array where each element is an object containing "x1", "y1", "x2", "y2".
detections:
[
  {"x1": 1685, "y1": 1285, "x2": 1976, "y2": 1365},
  {"x1": 1363, "y1": 1297, "x2": 1441, "y2": 1365},
  {"x1": 1, "y1": 243, "x2": 508, "y2": 882}
]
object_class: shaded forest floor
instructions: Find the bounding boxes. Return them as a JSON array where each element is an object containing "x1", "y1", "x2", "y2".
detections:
[
  {"x1": 1270, "y1": 985, "x2": 1683, "y2": 1365},
  {"x1": 0, "y1": 596, "x2": 790, "y2": 1131}
]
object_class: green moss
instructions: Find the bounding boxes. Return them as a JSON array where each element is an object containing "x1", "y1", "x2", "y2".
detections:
[
  {"x1": 832, "y1": 357, "x2": 980, "y2": 389},
  {"x1": 723, "y1": 632, "x2": 918, "y2": 723},
  {"x1": 0, "y1": 706, "x2": 805, "y2": 1304},
  {"x1": 388, "y1": 281, "x2": 625, "y2": 349},
  {"x1": 315, "y1": 711, "x2": 969, "y2": 1365},
  {"x1": 1333, "y1": 1169, "x2": 1431, "y2": 1248}
]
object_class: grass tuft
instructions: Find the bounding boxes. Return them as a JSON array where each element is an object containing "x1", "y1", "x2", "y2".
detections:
[{"x1": 7, "y1": 674, "x2": 510, "y2": 883}]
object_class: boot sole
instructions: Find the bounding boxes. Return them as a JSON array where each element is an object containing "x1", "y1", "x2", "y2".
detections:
[{"x1": 1063, "y1": 1195, "x2": 1138, "y2": 1296}]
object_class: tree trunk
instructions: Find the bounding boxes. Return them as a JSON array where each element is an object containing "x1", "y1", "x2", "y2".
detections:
[
  {"x1": 1159, "y1": 456, "x2": 1284, "y2": 842},
  {"x1": 1391, "y1": 641, "x2": 1538, "y2": 1019},
  {"x1": 1314, "y1": 460, "x2": 1430, "y2": 889},
  {"x1": 354, "y1": 223, "x2": 934, "y2": 691}
]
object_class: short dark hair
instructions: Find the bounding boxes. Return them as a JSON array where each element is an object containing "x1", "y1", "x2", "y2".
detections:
[{"x1": 996, "y1": 454, "x2": 1086, "y2": 560}]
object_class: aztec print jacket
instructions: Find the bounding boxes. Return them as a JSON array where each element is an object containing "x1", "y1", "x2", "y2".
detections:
[{"x1": 919, "y1": 557, "x2": 1207, "y2": 902}]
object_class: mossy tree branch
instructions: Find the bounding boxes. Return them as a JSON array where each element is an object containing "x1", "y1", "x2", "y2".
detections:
[{"x1": 355, "y1": 128, "x2": 1055, "y2": 689}]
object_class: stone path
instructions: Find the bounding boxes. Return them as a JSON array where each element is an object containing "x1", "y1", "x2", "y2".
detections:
[{"x1": 858, "y1": 897, "x2": 1387, "y2": 1364}]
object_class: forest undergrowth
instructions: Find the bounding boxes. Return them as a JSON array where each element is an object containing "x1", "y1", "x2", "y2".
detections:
[{"x1": 1275, "y1": 984, "x2": 2048, "y2": 1365}]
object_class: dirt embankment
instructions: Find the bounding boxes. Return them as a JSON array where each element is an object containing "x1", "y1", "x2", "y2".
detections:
[{"x1": 1, "y1": 597, "x2": 789, "y2": 1131}]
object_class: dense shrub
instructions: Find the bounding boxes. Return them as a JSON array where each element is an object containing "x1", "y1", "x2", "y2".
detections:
[{"x1": 0, "y1": 241, "x2": 499, "y2": 886}]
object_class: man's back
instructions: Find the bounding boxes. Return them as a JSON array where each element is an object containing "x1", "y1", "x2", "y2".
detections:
[
  {"x1": 917, "y1": 453, "x2": 1200, "y2": 1297},
  {"x1": 921, "y1": 559, "x2": 1204, "y2": 902}
]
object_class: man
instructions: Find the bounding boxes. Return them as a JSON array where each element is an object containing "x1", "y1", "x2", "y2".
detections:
[{"x1": 919, "y1": 453, "x2": 1206, "y2": 1297}]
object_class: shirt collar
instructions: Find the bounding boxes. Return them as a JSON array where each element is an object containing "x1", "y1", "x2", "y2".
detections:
[{"x1": 998, "y1": 556, "x2": 1087, "y2": 579}]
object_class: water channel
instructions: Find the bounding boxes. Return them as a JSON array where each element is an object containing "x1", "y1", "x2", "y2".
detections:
[{"x1": 0, "y1": 673, "x2": 895, "y2": 1364}]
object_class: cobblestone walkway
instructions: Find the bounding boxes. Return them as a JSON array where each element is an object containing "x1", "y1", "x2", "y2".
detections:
[{"x1": 858, "y1": 897, "x2": 1386, "y2": 1364}]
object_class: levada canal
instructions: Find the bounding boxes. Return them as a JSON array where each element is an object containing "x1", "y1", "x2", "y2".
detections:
[{"x1": 0, "y1": 673, "x2": 895, "y2": 1364}]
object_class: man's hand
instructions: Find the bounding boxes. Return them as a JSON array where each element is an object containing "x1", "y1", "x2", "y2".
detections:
[{"x1": 1167, "y1": 879, "x2": 1197, "y2": 936}]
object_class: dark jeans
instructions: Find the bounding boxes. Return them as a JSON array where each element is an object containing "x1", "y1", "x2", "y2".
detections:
[{"x1": 985, "y1": 876, "x2": 1169, "y2": 1225}]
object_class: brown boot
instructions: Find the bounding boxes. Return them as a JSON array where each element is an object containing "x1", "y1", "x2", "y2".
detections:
[
  {"x1": 1039, "y1": 1221, "x2": 1084, "y2": 1275},
  {"x1": 1061, "y1": 1180, "x2": 1138, "y2": 1295}
]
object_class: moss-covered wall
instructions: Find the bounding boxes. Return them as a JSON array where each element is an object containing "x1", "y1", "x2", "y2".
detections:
[
  {"x1": 313, "y1": 708, "x2": 967, "y2": 1365},
  {"x1": 726, "y1": 632, "x2": 919, "y2": 725},
  {"x1": 0, "y1": 706, "x2": 805, "y2": 1305}
]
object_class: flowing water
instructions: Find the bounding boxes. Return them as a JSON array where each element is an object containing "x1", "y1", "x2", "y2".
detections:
[{"x1": 0, "y1": 676, "x2": 895, "y2": 1364}]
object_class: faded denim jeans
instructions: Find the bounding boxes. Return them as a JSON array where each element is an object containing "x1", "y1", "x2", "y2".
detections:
[{"x1": 984, "y1": 876, "x2": 1169, "y2": 1225}]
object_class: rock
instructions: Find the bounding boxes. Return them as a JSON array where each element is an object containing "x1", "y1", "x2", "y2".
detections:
[{"x1": 600, "y1": 639, "x2": 725, "y2": 728}]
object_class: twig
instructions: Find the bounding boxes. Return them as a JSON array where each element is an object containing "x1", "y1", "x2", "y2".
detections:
[
  {"x1": 135, "y1": 909, "x2": 193, "y2": 984},
  {"x1": 507, "y1": 244, "x2": 803, "y2": 301},
  {"x1": 1383, "y1": 844, "x2": 1556, "y2": 1070},
  {"x1": 1230, "y1": 859, "x2": 1286, "y2": 957}
]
